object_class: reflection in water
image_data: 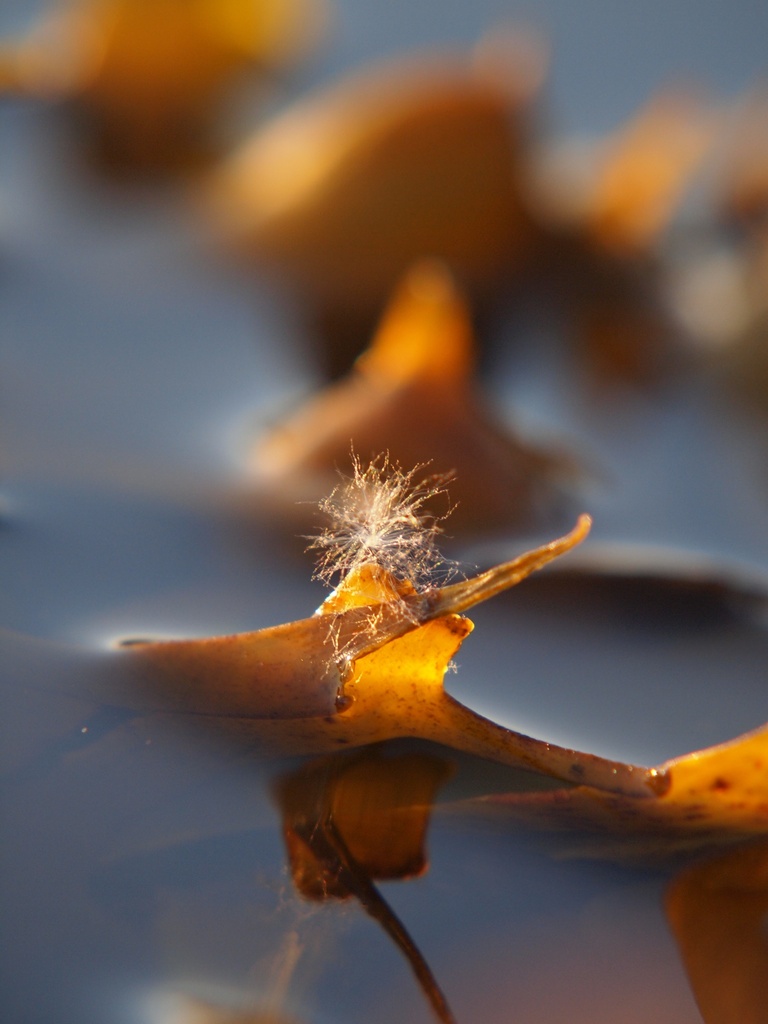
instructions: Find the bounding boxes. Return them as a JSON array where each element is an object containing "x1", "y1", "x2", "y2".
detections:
[
  {"x1": 274, "y1": 746, "x2": 457, "y2": 1023},
  {"x1": 149, "y1": 990, "x2": 304, "y2": 1024},
  {"x1": 274, "y1": 737, "x2": 768, "y2": 1024},
  {"x1": 667, "y1": 840, "x2": 768, "y2": 1024},
  {"x1": 147, "y1": 939, "x2": 308, "y2": 1024},
  {"x1": 3, "y1": 623, "x2": 765, "y2": 1023}
]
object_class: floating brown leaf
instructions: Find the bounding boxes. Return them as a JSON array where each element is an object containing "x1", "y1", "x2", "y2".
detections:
[
  {"x1": 205, "y1": 43, "x2": 544, "y2": 367},
  {"x1": 126, "y1": 512, "x2": 661, "y2": 797},
  {"x1": 207, "y1": 45, "x2": 708, "y2": 382},
  {"x1": 252, "y1": 261, "x2": 570, "y2": 535},
  {"x1": 580, "y1": 92, "x2": 712, "y2": 255},
  {"x1": 704, "y1": 96, "x2": 768, "y2": 406},
  {"x1": 717, "y1": 88, "x2": 768, "y2": 230},
  {"x1": 528, "y1": 90, "x2": 712, "y2": 382},
  {"x1": 475, "y1": 719, "x2": 768, "y2": 858},
  {"x1": 0, "y1": 0, "x2": 325, "y2": 171}
]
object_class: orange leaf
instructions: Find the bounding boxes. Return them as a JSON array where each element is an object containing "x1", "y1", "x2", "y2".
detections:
[
  {"x1": 479, "y1": 721, "x2": 768, "y2": 857},
  {"x1": 206, "y1": 46, "x2": 542, "y2": 336},
  {"x1": 126, "y1": 515, "x2": 660, "y2": 797},
  {"x1": 0, "y1": 0, "x2": 325, "y2": 170},
  {"x1": 252, "y1": 262, "x2": 571, "y2": 535}
]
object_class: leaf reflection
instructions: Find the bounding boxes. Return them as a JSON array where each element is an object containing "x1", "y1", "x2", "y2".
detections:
[
  {"x1": 666, "y1": 840, "x2": 768, "y2": 1024},
  {"x1": 154, "y1": 991, "x2": 304, "y2": 1024},
  {"x1": 274, "y1": 746, "x2": 457, "y2": 1024}
]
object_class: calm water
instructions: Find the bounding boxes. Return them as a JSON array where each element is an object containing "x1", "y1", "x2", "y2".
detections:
[{"x1": 2, "y1": 2, "x2": 768, "y2": 1022}]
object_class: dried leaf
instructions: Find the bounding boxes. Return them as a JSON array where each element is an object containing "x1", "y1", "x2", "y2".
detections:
[
  {"x1": 127, "y1": 514, "x2": 660, "y2": 797},
  {"x1": 709, "y1": 228, "x2": 768, "y2": 409},
  {"x1": 583, "y1": 92, "x2": 712, "y2": 254},
  {"x1": 562, "y1": 94, "x2": 712, "y2": 381},
  {"x1": 252, "y1": 261, "x2": 571, "y2": 534},
  {"x1": 206, "y1": 49, "x2": 708, "y2": 383},
  {"x1": 717, "y1": 88, "x2": 768, "y2": 229},
  {"x1": 0, "y1": 0, "x2": 325, "y2": 170},
  {"x1": 205, "y1": 46, "x2": 543, "y2": 363},
  {"x1": 477, "y1": 720, "x2": 768, "y2": 858},
  {"x1": 521, "y1": 95, "x2": 711, "y2": 384},
  {"x1": 666, "y1": 840, "x2": 768, "y2": 1024}
]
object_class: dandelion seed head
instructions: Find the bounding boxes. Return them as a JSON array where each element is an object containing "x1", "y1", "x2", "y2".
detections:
[{"x1": 308, "y1": 453, "x2": 457, "y2": 591}]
